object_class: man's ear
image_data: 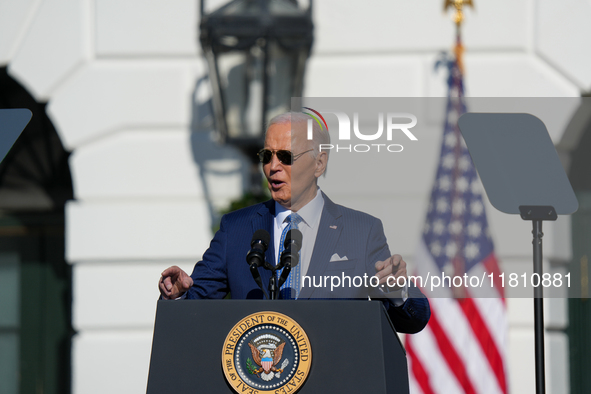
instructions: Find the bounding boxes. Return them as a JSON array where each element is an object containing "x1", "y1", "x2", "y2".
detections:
[{"x1": 314, "y1": 151, "x2": 328, "y2": 178}]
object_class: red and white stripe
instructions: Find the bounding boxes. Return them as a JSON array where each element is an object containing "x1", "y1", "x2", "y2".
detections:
[{"x1": 407, "y1": 241, "x2": 507, "y2": 394}]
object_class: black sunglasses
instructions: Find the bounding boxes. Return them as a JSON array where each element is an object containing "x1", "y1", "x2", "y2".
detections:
[{"x1": 257, "y1": 149, "x2": 314, "y2": 165}]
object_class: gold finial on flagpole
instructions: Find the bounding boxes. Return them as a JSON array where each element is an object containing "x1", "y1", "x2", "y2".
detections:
[
  {"x1": 444, "y1": 0, "x2": 474, "y2": 28},
  {"x1": 444, "y1": 0, "x2": 474, "y2": 74}
]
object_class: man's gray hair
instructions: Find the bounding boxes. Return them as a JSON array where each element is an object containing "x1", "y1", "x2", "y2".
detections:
[{"x1": 267, "y1": 111, "x2": 331, "y2": 161}]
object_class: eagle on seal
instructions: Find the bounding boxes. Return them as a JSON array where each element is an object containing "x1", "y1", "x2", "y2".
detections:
[{"x1": 248, "y1": 342, "x2": 286, "y2": 381}]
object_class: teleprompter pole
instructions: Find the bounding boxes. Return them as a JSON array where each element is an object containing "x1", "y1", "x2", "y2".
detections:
[
  {"x1": 532, "y1": 219, "x2": 545, "y2": 394},
  {"x1": 520, "y1": 206, "x2": 557, "y2": 394}
]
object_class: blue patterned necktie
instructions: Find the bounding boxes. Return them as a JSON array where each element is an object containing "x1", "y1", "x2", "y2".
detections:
[{"x1": 278, "y1": 213, "x2": 303, "y2": 299}]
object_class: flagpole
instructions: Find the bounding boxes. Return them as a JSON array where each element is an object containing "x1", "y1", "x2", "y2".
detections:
[
  {"x1": 406, "y1": 3, "x2": 508, "y2": 393},
  {"x1": 444, "y1": 0, "x2": 472, "y2": 75}
]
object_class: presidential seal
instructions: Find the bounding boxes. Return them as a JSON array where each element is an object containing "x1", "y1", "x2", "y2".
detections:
[{"x1": 222, "y1": 311, "x2": 312, "y2": 394}]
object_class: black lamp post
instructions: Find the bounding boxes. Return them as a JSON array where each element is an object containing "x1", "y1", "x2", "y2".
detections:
[{"x1": 199, "y1": 0, "x2": 314, "y2": 194}]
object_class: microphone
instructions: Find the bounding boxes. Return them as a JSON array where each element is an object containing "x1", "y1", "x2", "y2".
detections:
[
  {"x1": 247, "y1": 230, "x2": 271, "y2": 298},
  {"x1": 247, "y1": 229, "x2": 270, "y2": 267},
  {"x1": 277, "y1": 229, "x2": 303, "y2": 288}
]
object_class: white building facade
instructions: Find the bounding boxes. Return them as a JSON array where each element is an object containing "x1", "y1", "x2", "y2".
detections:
[{"x1": 1, "y1": 1, "x2": 590, "y2": 393}]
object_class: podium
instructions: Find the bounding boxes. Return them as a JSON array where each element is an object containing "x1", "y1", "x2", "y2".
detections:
[{"x1": 147, "y1": 300, "x2": 409, "y2": 393}]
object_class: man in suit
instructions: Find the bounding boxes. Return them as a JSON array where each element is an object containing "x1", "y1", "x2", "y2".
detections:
[{"x1": 159, "y1": 112, "x2": 430, "y2": 334}]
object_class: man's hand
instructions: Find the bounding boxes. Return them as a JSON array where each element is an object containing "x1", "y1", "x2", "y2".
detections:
[
  {"x1": 159, "y1": 266, "x2": 193, "y2": 300},
  {"x1": 374, "y1": 254, "x2": 407, "y2": 290}
]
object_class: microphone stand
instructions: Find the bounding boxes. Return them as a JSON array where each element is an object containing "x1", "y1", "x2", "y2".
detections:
[
  {"x1": 268, "y1": 274, "x2": 279, "y2": 300},
  {"x1": 267, "y1": 229, "x2": 302, "y2": 300},
  {"x1": 270, "y1": 250, "x2": 299, "y2": 300},
  {"x1": 250, "y1": 263, "x2": 270, "y2": 300},
  {"x1": 247, "y1": 231, "x2": 272, "y2": 300}
]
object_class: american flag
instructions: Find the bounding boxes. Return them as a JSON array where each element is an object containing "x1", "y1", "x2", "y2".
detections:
[{"x1": 406, "y1": 56, "x2": 508, "y2": 394}]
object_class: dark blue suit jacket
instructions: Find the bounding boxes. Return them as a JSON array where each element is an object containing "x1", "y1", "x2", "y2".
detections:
[{"x1": 187, "y1": 193, "x2": 430, "y2": 334}]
